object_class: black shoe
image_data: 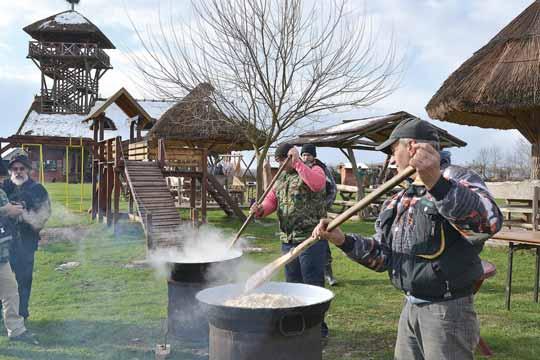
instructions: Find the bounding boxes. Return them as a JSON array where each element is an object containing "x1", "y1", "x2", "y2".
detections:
[{"x1": 10, "y1": 331, "x2": 39, "y2": 345}]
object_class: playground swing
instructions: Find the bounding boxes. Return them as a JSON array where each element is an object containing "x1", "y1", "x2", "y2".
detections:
[
  {"x1": 21, "y1": 144, "x2": 45, "y2": 184},
  {"x1": 64, "y1": 138, "x2": 86, "y2": 212}
]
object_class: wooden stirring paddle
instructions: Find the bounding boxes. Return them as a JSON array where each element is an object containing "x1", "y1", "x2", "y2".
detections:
[{"x1": 244, "y1": 165, "x2": 416, "y2": 293}]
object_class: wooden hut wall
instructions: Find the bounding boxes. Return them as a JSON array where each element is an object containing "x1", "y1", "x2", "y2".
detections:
[{"x1": 26, "y1": 145, "x2": 92, "y2": 183}]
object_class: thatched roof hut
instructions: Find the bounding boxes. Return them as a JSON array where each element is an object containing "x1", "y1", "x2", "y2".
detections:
[
  {"x1": 24, "y1": 10, "x2": 115, "y2": 49},
  {"x1": 426, "y1": 1, "x2": 540, "y2": 178},
  {"x1": 148, "y1": 83, "x2": 266, "y2": 153}
]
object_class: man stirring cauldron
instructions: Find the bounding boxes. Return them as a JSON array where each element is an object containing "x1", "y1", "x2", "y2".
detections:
[
  {"x1": 313, "y1": 119, "x2": 503, "y2": 359},
  {"x1": 2, "y1": 155, "x2": 50, "y2": 322},
  {"x1": 250, "y1": 143, "x2": 330, "y2": 338}
]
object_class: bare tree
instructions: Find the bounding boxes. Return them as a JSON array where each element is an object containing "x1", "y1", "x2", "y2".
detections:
[{"x1": 128, "y1": 0, "x2": 400, "y2": 195}]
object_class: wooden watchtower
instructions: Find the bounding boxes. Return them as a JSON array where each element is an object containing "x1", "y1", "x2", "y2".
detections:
[{"x1": 23, "y1": 9, "x2": 114, "y2": 114}]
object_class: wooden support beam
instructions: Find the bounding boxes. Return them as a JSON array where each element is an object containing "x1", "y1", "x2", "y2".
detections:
[
  {"x1": 106, "y1": 140, "x2": 114, "y2": 226},
  {"x1": 190, "y1": 175, "x2": 197, "y2": 226},
  {"x1": 113, "y1": 138, "x2": 121, "y2": 231},
  {"x1": 202, "y1": 148, "x2": 208, "y2": 224},
  {"x1": 378, "y1": 154, "x2": 391, "y2": 185}
]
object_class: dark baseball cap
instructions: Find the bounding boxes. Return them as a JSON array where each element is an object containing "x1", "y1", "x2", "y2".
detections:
[
  {"x1": 275, "y1": 143, "x2": 294, "y2": 160},
  {"x1": 8, "y1": 155, "x2": 32, "y2": 170},
  {"x1": 375, "y1": 118, "x2": 439, "y2": 154}
]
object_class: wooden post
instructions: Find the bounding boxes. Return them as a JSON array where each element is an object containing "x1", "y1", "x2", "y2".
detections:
[
  {"x1": 346, "y1": 148, "x2": 364, "y2": 201},
  {"x1": 113, "y1": 137, "x2": 121, "y2": 231},
  {"x1": 129, "y1": 121, "x2": 136, "y2": 143},
  {"x1": 91, "y1": 121, "x2": 99, "y2": 220},
  {"x1": 106, "y1": 139, "x2": 113, "y2": 226},
  {"x1": 201, "y1": 149, "x2": 208, "y2": 224},
  {"x1": 190, "y1": 175, "x2": 197, "y2": 225},
  {"x1": 145, "y1": 212, "x2": 153, "y2": 251},
  {"x1": 157, "y1": 138, "x2": 165, "y2": 169},
  {"x1": 377, "y1": 154, "x2": 391, "y2": 185},
  {"x1": 347, "y1": 148, "x2": 365, "y2": 219},
  {"x1": 532, "y1": 141, "x2": 540, "y2": 180},
  {"x1": 98, "y1": 143, "x2": 105, "y2": 223}
]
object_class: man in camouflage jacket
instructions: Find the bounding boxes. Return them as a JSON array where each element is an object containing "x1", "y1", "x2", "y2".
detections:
[
  {"x1": 251, "y1": 143, "x2": 329, "y2": 337},
  {"x1": 314, "y1": 119, "x2": 503, "y2": 359}
]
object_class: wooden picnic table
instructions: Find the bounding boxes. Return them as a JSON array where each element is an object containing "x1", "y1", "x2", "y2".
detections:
[{"x1": 491, "y1": 230, "x2": 540, "y2": 310}]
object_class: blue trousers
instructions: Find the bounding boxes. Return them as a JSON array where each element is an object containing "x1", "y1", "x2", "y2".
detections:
[
  {"x1": 9, "y1": 243, "x2": 36, "y2": 319},
  {"x1": 282, "y1": 240, "x2": 328, "y2": 336}
]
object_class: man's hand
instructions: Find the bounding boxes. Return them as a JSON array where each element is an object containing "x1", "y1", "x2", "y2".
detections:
[
  {"x1": 313, "y1": 219, "x2": 345, "y2": 246},
  {"x1": 410, "y1": 143, "x2": 441, "y2": 189},
  {"x1": 2, "y1": 203, "x2": 24, "y2": 218},
  {"x1": 250, "y1": 203, "x2": 264, "y2": 218},
  {"x1": 287, "y1": 147, "x2": 300, "y2": 165}
]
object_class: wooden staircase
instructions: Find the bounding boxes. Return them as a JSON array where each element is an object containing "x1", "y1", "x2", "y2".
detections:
[
  {"x1": 123, "y1": 160, "x2": 184, "y2": 249},
  {"x1": 207, "y1": 174, "x2": 246, "y2": 221}
]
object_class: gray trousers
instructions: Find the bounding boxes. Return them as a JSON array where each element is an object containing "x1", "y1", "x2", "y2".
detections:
[{"x1": 394, "y1": 295, "x2": 479, "y2": 360}]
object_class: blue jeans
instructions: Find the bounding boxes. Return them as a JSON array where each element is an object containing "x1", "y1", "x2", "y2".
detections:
[{"x1": 282, "y1": 240, "x2": 328, "y2": 336}]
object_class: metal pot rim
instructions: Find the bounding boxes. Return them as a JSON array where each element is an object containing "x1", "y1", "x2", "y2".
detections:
[
  {"x1": 196, "y1": 281, "x2": 334, "y2": 308},
  {"x1": 165, "y1": 249, "x2": 243, "y2": 265}
]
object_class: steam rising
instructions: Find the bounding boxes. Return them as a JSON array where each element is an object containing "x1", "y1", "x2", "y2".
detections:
[{"x1": 147, "y1": 224, "x2": 259, "y2": 283}]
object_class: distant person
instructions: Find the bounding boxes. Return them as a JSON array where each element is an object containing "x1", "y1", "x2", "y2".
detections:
[
  {"x1": 313, "y1": 119, "x2": 503, "y2": 359},
  {"x1": 300, "y1": 144, "x2": 338, "y2": 286},
  {"x1": 250, "y1": 143, "x2": 330, "y2": 338},
  {"x1": 0, "y1": 159, "x2": 38, "y2": 344},
  {"x1": 2, "y1": 155, "x2": 50, "y2": 322}
]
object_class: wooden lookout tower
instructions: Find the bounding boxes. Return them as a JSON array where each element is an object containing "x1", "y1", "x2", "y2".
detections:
[{"x1": 23, "y1": 8, "x2": 114, "y2": 114}]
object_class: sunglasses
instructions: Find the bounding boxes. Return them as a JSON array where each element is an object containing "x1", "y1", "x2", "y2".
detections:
[{"x1": 11, "y1": 167, "x2": 27, "y2": 171}]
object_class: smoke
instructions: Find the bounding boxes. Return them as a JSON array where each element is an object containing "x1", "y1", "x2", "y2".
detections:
[{"x1": 21, "y1": 200, "x2": 51, "y2": 231}]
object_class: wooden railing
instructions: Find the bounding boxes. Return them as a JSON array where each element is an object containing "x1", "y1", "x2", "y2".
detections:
[{"x1": 29, "y1": 41, "x2": 111, "y2": 67}]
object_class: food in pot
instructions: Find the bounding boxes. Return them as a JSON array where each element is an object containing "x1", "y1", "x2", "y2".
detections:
[{"x1": 223, "y1": 293, "x2": 305, "y2": 308}]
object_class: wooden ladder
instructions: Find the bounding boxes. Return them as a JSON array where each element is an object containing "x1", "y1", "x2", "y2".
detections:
[
  {"x1": 207, "y1": 173, "x2": 246, "y2": 221},
  {"x1": 124, "y1": 160, "x2": 184, "y2": 249}
]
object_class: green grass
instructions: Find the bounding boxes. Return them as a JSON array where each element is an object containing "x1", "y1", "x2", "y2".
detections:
[{"x1": 0, "y1": 184, "x2": 539, "y2": 359}]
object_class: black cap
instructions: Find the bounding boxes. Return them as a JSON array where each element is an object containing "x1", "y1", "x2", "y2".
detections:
[
  {"x1": 375, "y1": 118, "x2": 439, "y2": 154},
  {"x1": 300, "y1": 143, "x2": 317, "y2": 157},
  {"x1": 275, "y1": 143, "x2": 294, "y2": 160},
  {"x1": 8, "y1": 155, "x2": 32, "y2": 170}
]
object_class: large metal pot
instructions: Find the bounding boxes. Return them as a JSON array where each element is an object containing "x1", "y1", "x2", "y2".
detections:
[
  {"x1": 166, "y1": 249, "x2": 243, "y2": 342},
  {"x1": 167, "y1": 249, "x2": 243, "y2": 282},
  {"x1": 197, "y1": 282, "x2": 334, "y2": 360}
]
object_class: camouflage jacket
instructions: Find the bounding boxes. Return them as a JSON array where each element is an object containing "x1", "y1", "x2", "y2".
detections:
[
  {"x1": 0, "y1": 189, "x2": 13, "y2": 263},
  {"x1": 338, "y1": 165, "x2": 503, "y2": 300},
  {"x1": 275, "y1": 166, "x2": 327, "y2": 243}
]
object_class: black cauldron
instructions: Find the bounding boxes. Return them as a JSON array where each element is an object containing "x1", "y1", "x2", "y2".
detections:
[{"x1": 197, "y1": 282, "x2": 334, "y2": 360}]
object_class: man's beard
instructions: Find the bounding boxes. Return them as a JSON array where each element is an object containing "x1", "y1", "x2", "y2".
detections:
[{"x1": 11, "y1": 173, "x2": 28, "y2": 186}]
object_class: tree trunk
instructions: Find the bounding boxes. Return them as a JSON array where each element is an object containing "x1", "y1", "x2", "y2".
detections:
[
  {"x1": 254, "y1": 147, "x2": 269, "y2": 199},
  {"x1": 531, "y1": 142, "x2": 540, "y2": 180}
]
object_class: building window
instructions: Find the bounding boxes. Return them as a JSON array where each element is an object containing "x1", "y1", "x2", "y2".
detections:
[{"x1": 45, "y1": 160, "x2": 57, "y2": 172}]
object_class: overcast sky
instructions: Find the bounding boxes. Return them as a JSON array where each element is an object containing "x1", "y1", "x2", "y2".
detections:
[{"x1": 0, "y1": 0, "x2": 533, "y2": 166}]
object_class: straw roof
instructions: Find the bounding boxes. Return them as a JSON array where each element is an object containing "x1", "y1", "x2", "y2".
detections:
[
  {"x1": 148, "y1": 83, "x2": 266, "y2": 153},
  {"x1": 426, "y1": 1, "x2": 540, "y2": 141},
  {"x1": 23, "y1": 10, "x2": 115, "y2": 49}
]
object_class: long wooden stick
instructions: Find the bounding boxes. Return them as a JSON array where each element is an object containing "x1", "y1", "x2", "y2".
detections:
[
  {"x1": 244, "y1": 165, "x2": 416, "y2": 293},
  {"x1": 229, "y1": 156, "x2": 292, "y2": 248}
]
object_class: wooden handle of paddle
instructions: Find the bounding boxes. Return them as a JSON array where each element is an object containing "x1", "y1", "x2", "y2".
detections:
[
  {"x1": 229, "y1": 155, "x2": 292, "y2": 248},
  {"x1": 326, "y1": 165, "x2": 415, "y2": 231},
  {"x1": 244, "y1": 166, "x2": 415, "y2": 293}
]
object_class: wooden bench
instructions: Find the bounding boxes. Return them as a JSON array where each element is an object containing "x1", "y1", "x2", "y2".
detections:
[
  {"x1": 487, "y1": 181, "x2": 540, "y2": 230},
  {"x1": 491, "y1": 231, "x2": 540, "y2": 310}
]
